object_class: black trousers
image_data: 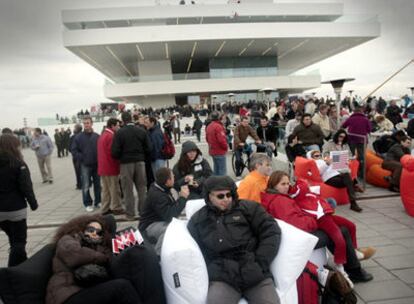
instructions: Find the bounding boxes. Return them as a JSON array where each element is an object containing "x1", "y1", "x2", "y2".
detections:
[
  {"x1": 0, "y1": 219, "x2": 27, "y2": 267},
  {"x1": 72, "y1": 158, "x2": 82, "y2": 189},
  {"x1": 312, "y1": 227, "x2": 361, "y2": 274},
  {"x1": 65, "y1": 279, "x2": 141, "y2": 304},
  {"x1": 195, "y1": 129, "x2": 201, "y2": 142},
  {"x1": 349, "y1": 143, "x2": 365, "y2": 178},
  {"x1": 325, "y1": 173, "x2": 356, "y2": 202}
]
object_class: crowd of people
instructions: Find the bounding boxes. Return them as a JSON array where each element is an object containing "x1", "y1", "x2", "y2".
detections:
[{"x1": 1, "y1": 92, "x2": 414, "y2": 303}]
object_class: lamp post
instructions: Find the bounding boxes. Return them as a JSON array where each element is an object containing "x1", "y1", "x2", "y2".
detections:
[
  {"x1": 259, "y1": 88, "x2": 275, "y2": 112},
  {"x1": 321, "y1": 78, "x2": 355, "y2": 127},
  {"x1": 211, "y1": 95, "x2": 217, "y2": 111},
  {"x1": 348, "y1": 90, "x2": 354, "y2": 110}
]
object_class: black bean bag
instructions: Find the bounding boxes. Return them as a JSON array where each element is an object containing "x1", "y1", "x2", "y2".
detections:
[
  {"x1": 110, "y1": 245, "x2": 166, "y2": 304},
  {"x1": 0, "y1": 215, "x2": 117, "y2": 304}
]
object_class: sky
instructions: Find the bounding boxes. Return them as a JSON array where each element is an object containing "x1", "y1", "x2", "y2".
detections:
[{"x1": 0, "y1": 0, "x2": 413, "y2": 129}]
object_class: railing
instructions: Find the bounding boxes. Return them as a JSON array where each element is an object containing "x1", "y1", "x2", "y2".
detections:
[{"x1": 105, "y1": 69, "x2": 320, "y2": 84}]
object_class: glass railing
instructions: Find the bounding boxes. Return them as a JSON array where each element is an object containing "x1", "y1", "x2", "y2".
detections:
[
  {"x1": 105, "y1": 69, "x2": 320, "y2": 84},
  {"x1": 333, "y1": 14, "x2": 378, "y2": 23}
]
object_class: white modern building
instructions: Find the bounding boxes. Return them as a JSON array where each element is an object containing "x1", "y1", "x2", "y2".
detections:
[{"x1": 62, "y1": 0, "x2": 380, "y2": 107}]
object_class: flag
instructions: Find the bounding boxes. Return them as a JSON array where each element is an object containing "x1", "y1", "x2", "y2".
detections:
[{"x1": 330, "y1": 151, "x2": 349, "y2": 171}]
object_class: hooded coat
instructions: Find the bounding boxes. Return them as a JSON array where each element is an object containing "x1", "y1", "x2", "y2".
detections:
[
  {"x1": 172, "y1": 141, "x2": 212, "y2": 197},
  {"x1": 45, "y1": 234, "x2": 111, "y2": 304},
  {"x1": 187, "y1": 176, "x2": 281, "y2": 291},
  {"x1": 289, "y1": 179, "x2": 334, "y2": 219}
]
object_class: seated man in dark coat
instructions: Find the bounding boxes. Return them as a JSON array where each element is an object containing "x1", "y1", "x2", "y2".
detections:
[
  {"x1": 188, "y1": 176, "x2": 281, "y2": 304},
  {"x1": 139, "y1": 167, "x2": 190, "y2": 255}
]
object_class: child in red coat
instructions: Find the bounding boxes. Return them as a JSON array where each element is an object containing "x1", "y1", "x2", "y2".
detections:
[{"x1": 289, "y1": 179, "x2": 356, "y2": 268}]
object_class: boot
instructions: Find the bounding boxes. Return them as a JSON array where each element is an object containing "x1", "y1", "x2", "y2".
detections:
[{"x1": 350, "y1": 200, "x2": 362, "y2": 212}]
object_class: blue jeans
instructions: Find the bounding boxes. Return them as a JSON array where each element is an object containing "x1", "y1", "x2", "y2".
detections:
[
  {"x1": 304, "y1": 144, "x2": 320, "y2": 152},
  {"x1": 212, "y1": 155, "x2": 227, "y2": 176},
  {"x1": 235, "y1": 147, "x2": 251, "y2": 177},
  {"x1": 81, "y1": 164, "x2": 101, "y2": 207},
  {"x1": 151, "y1": 159, "x2": 166, "y2": 176}
]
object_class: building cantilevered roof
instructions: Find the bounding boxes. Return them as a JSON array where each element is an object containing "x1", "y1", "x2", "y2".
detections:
[{"x1": 62, "y1": 0, "x2": 380, "y2": 106}]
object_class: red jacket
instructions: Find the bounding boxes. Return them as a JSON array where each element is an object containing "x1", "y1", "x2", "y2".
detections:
[
  {"x1": 206, "y1": 120, "x2": 228, "y2": 156},
  {"x1": 97, "y1": 128, "x2": 120, "y2": 176},
  {"x1": 289, "y1": 179, "x2": 333, "y2": 219},
  {"x1": 260, "y1": 191, "x2": 318, "y2": 232}
]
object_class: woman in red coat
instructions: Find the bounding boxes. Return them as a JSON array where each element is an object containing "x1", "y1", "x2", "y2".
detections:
[{"x1": 261, "y1": 171, "x2": 376, "y2": 285}]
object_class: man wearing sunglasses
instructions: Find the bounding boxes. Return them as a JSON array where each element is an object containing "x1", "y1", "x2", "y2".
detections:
[{"x1": 188, "y1": 176, "x2": 281, "y2": 304}]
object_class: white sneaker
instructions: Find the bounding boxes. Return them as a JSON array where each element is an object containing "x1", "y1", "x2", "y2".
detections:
[
  {"x1": 85, "y1": 206, "x2": 94, "y2": 212},
  {"x1": 96, "y1": 203, "x2": 102, "y2": 209}
]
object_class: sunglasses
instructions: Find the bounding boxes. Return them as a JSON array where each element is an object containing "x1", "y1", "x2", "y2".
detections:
[
  {"x1": 214, "y1": 192, "x2": 232, "y2": 199},
  {"x1": 85, "y1": 226, "x2": 104, "y2": 236}
]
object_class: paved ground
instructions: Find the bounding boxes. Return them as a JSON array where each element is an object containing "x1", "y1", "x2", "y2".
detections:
[{"x1": 1, "y1": 136, "x2": 414, "y2": 303}]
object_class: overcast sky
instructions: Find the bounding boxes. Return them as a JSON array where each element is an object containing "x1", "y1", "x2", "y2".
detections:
[{"x1": 0, "y1": 0, "x2": 413, "y2": 129}]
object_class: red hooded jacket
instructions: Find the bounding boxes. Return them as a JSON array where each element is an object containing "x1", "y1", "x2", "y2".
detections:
[
  {"x1": 289, "y1": 179, "x2": 334, "y2": 219},
  {"x1": 260, "y1": 191, "x2": 318, "y2": 232},
  {"x1": 206, "y1": 120, "x2": 228, "y2": 156}
]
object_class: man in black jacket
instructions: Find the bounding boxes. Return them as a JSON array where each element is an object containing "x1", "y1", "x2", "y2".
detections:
[
  {"x1": 256, "y1": 116, "x2": 278, "y2": 157},
  {"x1": 139, "y1": 167, "x2": 189, "y2": 255},
  {"x1": 71, "y1": 117, "x2": 101, "y2": 212},
  {"x1": 111, "y1": 112, "x2": 153, "y2": 220},
  {"x1": 188, "y1": 176, "x2": 281, "y2": 304}
]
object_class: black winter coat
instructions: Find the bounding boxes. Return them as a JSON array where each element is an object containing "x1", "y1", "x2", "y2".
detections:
[
  {"x1": 111, "y1": 124, "x2": 152, "y2": 164},
  {"x1": 256, "y1": 125, "x2": 279, "y2": 143},
  {"x1": 139, "y1": 183, "x2": 187, "y2": 231},
  {"x1": 187, "y1": 200, "x2": 281, "y2": 291},
  {"x1": 386, "y1": 105, "x2": 402, "y2": 126},
  {"x1": 0, "y1": 154, "x2": 37, "y2": 212}
]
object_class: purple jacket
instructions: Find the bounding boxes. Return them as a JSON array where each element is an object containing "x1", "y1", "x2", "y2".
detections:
[{"x1": 342, "y1": 113, "x2": 371, "y2": 144}]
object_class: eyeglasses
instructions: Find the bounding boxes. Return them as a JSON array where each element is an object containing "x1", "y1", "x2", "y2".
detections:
[
  {"x1": 85, "y1": 226, "x2": 103, "y2": 236},
  {"x1": 214, "y1": 192, "x2": 232, "y2": 200}
]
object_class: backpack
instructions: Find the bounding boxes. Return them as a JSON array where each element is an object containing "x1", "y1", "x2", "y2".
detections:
[
  {"x1": 297, "y1": 262, "x2": 319, "y2": 304},
  {"x1": 303, "y1": 266, "x2": 358, "y2": 304},
  {"x1": 161, "y1": 132, "x2": 175, "y2": 160}
]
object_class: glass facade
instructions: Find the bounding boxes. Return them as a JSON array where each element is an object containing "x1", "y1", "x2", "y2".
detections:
[{"x1": 209, "y1": 56, "x2": 278, "y2": 79}]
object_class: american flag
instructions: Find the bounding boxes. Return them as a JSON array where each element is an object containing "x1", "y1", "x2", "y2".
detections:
[{"x1": 330, "y1": 151, "x2": 349, "y2": 171}]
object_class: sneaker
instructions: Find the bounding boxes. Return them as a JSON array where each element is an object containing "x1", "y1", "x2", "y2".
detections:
[
  {"x1": 49, "y1": 180, "x2": 53, "y2": 184},
  {"x1": 85, "y1": 206, "x2": 94, "y2": 212},
  {"x1": 357, "y1": 247, "x2": 376, "y2": 261},
  {"x1": 42, "y1": 180, "x2": 48, "y2": 184},
  {"x1": 96, "y1": 203, "x2": 102, "y2": 209},
  {"x1": 348, "y1": 268, "x2": 373, "y2": 283}
]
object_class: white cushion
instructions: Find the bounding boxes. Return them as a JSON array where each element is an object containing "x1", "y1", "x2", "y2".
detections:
[
  {"x1": 271, "y1": 219, "x2": 318, "y2": 297},
  {"x1": 185, "y1": 199, "x2": 206, "y2": 219},
  {"x1": 161, "y1": 218, "x2": 208, "y2": 304}
]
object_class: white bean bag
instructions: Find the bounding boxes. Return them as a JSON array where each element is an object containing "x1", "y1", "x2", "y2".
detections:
[
  {"x1": 181, "y1": 200, "x2": 318, "y2": 303},
  {"x1": 272, "y1": 219, "x2": 318, "y2": 297},
  {"x1": 161, "y1": 218, "x2": 208, "y2": 304}
]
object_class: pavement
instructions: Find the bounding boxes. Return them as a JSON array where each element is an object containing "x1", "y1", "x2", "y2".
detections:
[{"x1": 1, "y1": 133, "x2": 414, "y2": 303}]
